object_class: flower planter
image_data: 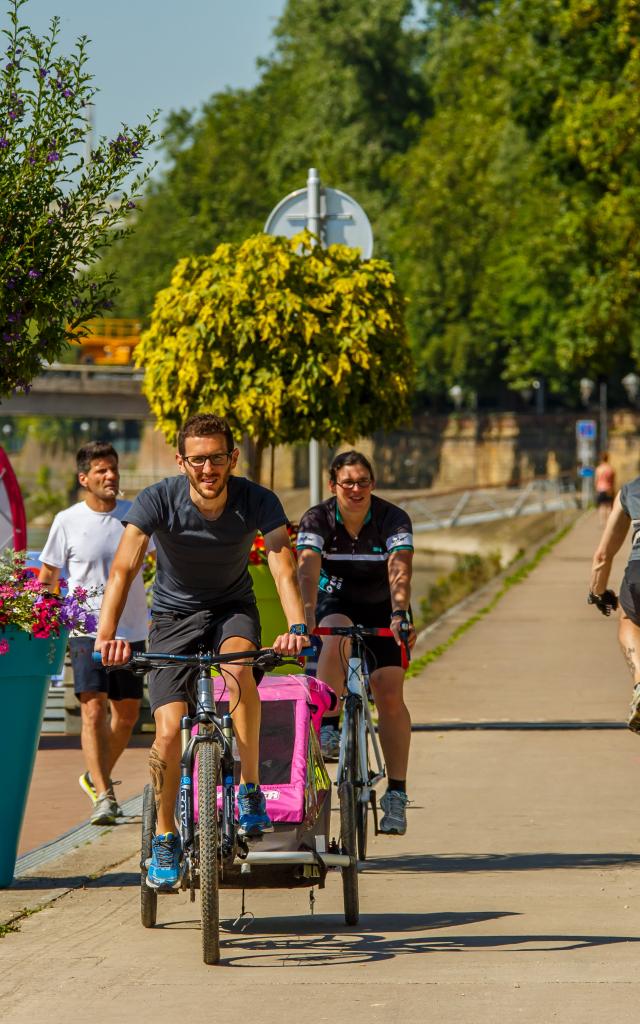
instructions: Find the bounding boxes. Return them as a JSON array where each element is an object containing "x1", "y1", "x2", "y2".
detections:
[{"x1": 0, "y1": 628, "x2": 68, "y2": 887}]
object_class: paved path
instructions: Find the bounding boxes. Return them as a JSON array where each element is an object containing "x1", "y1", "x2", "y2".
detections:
[{"x1": 2, "y1": 510, "x2": 640, "y2": 1023}]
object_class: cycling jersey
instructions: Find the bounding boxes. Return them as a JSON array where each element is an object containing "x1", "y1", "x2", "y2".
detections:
[{"x1": 297, "y1": 495, "x2": 413, "y2": 605}]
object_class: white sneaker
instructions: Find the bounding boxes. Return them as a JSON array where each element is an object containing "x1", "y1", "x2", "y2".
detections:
[
  {"x1": 320, "y1": 725, "x2": 341, "y2": 762},
  {"x1": 379, "y1": 789, "x2": 409, "y2": 835},
  {"x1": 628, "y1": 684, "x2": 640, "y2": 734}
]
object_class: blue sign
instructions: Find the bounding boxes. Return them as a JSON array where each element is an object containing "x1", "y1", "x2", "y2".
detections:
[
  {"x1": 579, "y1": 466, "x2": 595, "y2": 478},
  {"x1": 576, "y1": 419, "x2": 597, "y2": 440}
]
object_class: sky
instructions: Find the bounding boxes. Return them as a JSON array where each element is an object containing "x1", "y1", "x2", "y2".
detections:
[{"x1": 18, "y1": 1, "x2": 287, "y2": 146}]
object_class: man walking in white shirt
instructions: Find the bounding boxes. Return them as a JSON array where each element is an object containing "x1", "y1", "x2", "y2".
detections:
[{"x1": 39, "y1": 442, "x2": 152, "y2": 825}]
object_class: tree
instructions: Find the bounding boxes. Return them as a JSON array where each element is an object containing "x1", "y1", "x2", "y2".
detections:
[
  {"x1": 135, "y1": 232, "x2": 414, "y2": 480},
  {"x1": 97, "y1": 0, "x2": 430, "y2": 321},
  {"x1": 0, "y1": 0, "x2": 155, "y2": 399}
]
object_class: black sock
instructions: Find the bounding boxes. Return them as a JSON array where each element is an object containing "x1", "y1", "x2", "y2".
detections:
[
  {"x1": 388, "y1": 778, "x2": 406, "y2": 793},
  {"x1": 324, "y1": 715, "x2": 340, "y2": 729}
]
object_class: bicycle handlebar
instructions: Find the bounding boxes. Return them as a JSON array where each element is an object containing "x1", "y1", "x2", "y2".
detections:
[
  {"x1": 313, "y1": 624, "x2": 411, "y2": 668},
  {"x1": 92, "y1": 646, "x2": 317, "y2": 673}
]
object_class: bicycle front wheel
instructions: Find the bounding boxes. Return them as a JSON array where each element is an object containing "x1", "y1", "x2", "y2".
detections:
[
  {"x1": 197, "y1": 741, "x2": 221, "y2": 965},
  {"x1": 140, "y1": 783, "x2": 157, "y2": 928}
]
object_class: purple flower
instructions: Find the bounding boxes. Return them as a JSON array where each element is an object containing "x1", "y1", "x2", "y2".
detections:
[
  {"x1": 6, "y1": 278, "x2": 15, "y2": 289},
  {"x1": 28, "y1": 269, "x2": 41, "y2": 279},
  {"x1": 0, "y1": 139, "x2": 7, "y2": 149},
  {"x1": 127, "y1": 201, "x2": 136, "y2": 209},
  {"x1": 47, "y1": 151, "x2": 60, "y2": 162},
  {"x1": 8, "y1": 110, "x2": 17, "y2": 120},
  {"x1": 39, "y1": 67, "x2": 48, "y2": 78},
  {"x1": 63, "y1": 89, "x2": 72, "y2": 99}
]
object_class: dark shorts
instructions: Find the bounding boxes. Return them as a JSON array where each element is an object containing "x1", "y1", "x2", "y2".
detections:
[
  {"x1": 596, "y1": 491, "x2": 614, "y2": 507},
  {"x1": 620, "y1": 562, "x2": 640, "y2": 626},
  {"x1": 69, "y1": 637, "x2": 145, "y2": 701},
  {"x1": 315, "y1": 596, "x2": 406, "y2": 671},
  {"x1": 147, "y1": 604, "x2": 262, "y2": 715}
]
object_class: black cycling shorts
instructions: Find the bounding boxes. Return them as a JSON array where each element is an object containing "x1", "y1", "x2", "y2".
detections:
[
  {"x1": 315, "y1": 596, "x2": 406, "y2": 671},
  {"x1": 70, "y1": 637, "x2": 145, "y2": 701},
  {"x1": 147, "y1": 604, "x2": 262, "y2": 715},
  {"x1": 620, "y1": 562, "x2": 640, "y2": 626}
]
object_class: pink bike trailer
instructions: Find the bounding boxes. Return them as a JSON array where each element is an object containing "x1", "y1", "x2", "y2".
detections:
[{"x1": 193, "y1": 674, "x2": 334, "y2": 826}]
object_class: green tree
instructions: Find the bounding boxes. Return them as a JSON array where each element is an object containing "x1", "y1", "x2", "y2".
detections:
[
  {"x1": 0, "y1": 0, "x2": 156, "y2": 398},
  {"x1": 97, "y1": 0, "x2": 429, "y2": 320},
  {"x1": 135, "y1": 232, "x2": 414, "y2": 480}
]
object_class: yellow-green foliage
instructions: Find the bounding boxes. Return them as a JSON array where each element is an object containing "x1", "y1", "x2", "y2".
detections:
[{"x1": 135, "y1": 231, "x2": 414, "y2": 446}]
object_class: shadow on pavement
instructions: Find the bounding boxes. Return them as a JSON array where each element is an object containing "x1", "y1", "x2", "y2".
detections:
[
  {"x1": 214, "y1": 913, "x2": 640, "y2": 967},
  {"x1": 363, "y1": 852, "x2": 640, "y2": 872},
  {"x1": 11, "y1": 870, "x2": 140, "y2": 890}
]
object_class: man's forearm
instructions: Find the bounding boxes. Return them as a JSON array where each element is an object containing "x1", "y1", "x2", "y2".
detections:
[{"x1": 95, "y1": 567, "x2": 136, "y2": 641}]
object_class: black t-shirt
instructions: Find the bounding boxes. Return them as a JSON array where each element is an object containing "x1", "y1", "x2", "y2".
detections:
[
  {"x1": 124, "y1": 475, "x2": 287, "y2": 614},
  {"x1": 297, "y1": 495, "x2": 413, "y2": 606}
]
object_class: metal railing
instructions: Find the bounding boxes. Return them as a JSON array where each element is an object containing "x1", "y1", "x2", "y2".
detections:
[{"x1": 399, "y1": 478, "x2": 579, "y2": 532}]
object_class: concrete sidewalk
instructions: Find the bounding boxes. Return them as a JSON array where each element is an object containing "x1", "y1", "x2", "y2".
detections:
[{"x1": 2, "y1": 510, "x2": 640, "y2": 1023}]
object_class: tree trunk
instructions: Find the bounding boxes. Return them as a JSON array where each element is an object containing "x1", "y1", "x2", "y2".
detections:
[{"x1": 244, "y1": 436, "x2": 266, "y2": 483}]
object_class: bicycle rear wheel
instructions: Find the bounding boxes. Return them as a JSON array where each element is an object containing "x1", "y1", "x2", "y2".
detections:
[
  {"x1": 140, "y1": 783, "x2": 157, "y2": 928},
  {"x1": 197, "y1": 741, "x2": 221, "y2": 965},
  {"x1": 339, "y1": 779, "x2": 359, "y2": 925}
]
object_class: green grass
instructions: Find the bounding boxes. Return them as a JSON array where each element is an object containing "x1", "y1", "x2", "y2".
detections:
[{"x1": 406, "y1": 520, "x2": 575, "y2": 679}]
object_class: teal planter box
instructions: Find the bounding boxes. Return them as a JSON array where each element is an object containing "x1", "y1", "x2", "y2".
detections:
[
  {"x1": 249, "y1": 565, "x2": 301, "y2": 675},
  {"x1": 0, "y1": 628, "x2": 68, "y2": 887}
]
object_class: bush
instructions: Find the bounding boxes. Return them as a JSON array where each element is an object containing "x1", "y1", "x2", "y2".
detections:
[{"x1": 419, "y1": 551, "x2": 502, "y2": 627}]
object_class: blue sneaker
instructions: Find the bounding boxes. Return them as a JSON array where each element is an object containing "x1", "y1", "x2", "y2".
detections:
[
  {"x1": 146, "y1": 832, "x2": 181, "y2": 890},
  {"x1": 237, "y1": 784, "x2": 273, "y2": 837}
]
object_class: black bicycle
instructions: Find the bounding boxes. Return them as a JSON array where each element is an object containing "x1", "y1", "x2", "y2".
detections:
[
  {"x1": 314, "y1": 624, "x2": 410, "y2": 922},
  {"x1": 96, "y1": 645, "x2": 310, "y2": 965}
]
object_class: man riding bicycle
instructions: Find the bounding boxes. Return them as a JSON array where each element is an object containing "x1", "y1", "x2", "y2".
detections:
[
  {"x1": 589, "y1": 477, "x2": 640, "y2": 732},
  {"x1": 95, "y1": 414, "x2": 309, "y2": 890},
  {"x1": 297, "y1": 450, "x2": 416, "y2": 836}
]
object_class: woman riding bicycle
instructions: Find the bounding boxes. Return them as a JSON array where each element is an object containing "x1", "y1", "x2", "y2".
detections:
[{"x1": 297, "y1": 450, "x2": 416, "y2": 836}]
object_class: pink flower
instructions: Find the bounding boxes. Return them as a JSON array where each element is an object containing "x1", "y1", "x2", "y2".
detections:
[{"x1": 0, "y1": 639, "x2": 8, "y2": 655}]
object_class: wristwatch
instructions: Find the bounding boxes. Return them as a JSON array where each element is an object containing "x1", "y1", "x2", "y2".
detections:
[{"x1": 288, "y1": 623, "x2": 309, "y2": 636}]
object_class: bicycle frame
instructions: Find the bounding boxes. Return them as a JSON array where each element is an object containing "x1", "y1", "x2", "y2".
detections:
[
  {"x1": 339, "y1": 641, "x2": 385, "y2": 798},
  {"x1": 177, "y1": 659, "x2": 237, "y2": 867}
]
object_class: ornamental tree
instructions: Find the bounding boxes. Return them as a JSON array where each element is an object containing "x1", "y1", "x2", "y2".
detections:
[
  {"x1": 135, "y1": 231, "x2": 414, "y2": 480},
  {"x1": 0, "y1": 0, "x2": 155, "y2": 399}
]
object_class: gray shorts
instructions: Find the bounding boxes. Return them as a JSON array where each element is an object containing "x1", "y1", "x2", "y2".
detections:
[
  {"x1": 620, "y1": 563, "x2": 640, "y2": 626},
  {"x1": 69, "y1": 637, "x2": 145, "y2": 701},
  {"x1": 147, "y1": 604, "x2": 261, "y2": 715}
]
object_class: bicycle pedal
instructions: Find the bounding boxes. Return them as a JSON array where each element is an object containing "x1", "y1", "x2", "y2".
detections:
[{"x1": 370, "y1": 791, "x2": 380, "y2": 835}]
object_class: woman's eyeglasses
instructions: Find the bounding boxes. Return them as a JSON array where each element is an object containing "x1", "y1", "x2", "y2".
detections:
[{"x1": 335, "y1": 478, "x2": 373, "y2": 491}]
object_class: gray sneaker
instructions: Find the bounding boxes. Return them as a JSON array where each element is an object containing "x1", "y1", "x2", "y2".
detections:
[
  {"x1": 629, "y1": 684, "x2": 640, "y2": 734},
  {"x1": 379, "y1": 789, "x2": 409, "y2": 835},
  {"x1": 320, "y1": 725, "x2": 341, "y2": 762},
  {"x1": 91, "y1": 792, "x2": 119, "y2": 826},
  {"x1": 80, "y1": 772, "x2": 123, "y2": 817}
]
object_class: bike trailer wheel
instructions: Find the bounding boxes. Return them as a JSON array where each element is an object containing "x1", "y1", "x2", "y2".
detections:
[
  {"x1": 198, "y1": 741, "x2": 221, "y2": 965},
  {"x1": 141, "y1": 783, "x2": 157, "y2": 928},
  {"x1": 339, "y1": 780, "x2": 359, "y2": 926}
]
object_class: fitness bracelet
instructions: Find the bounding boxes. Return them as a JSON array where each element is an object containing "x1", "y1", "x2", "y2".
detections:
[{"x1": 288, "y1": 623, "x2": 309, "y2": 636}]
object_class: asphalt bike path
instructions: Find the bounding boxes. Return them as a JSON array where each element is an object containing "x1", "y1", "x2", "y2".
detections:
[{"x1": 1, "y1": 511, "x2": 639, "y2": 1022}]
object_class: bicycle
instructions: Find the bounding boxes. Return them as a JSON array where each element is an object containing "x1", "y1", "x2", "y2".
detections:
[
  {"x1": 313, "y1": 624, "x2": 410, "y2": 923},
  {"x1": 95, "y1": 644, "x2": 356, "y2": 964}
]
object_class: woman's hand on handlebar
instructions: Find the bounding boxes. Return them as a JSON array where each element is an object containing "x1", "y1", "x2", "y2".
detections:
[
  {"x1": 390, "y1": 613, "x2": 416, "y2": 651},
  {"x1": 95, "y1": 638, "x2": 132, "y2": 667}
]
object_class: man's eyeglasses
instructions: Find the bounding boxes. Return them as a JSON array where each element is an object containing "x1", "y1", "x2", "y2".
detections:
[
  {"x1": 182, "y1": 452, "x2": 233, "y2": 468},
  {"x1": 336, "y1": 478, "x2": 373, "y2": 491}
]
